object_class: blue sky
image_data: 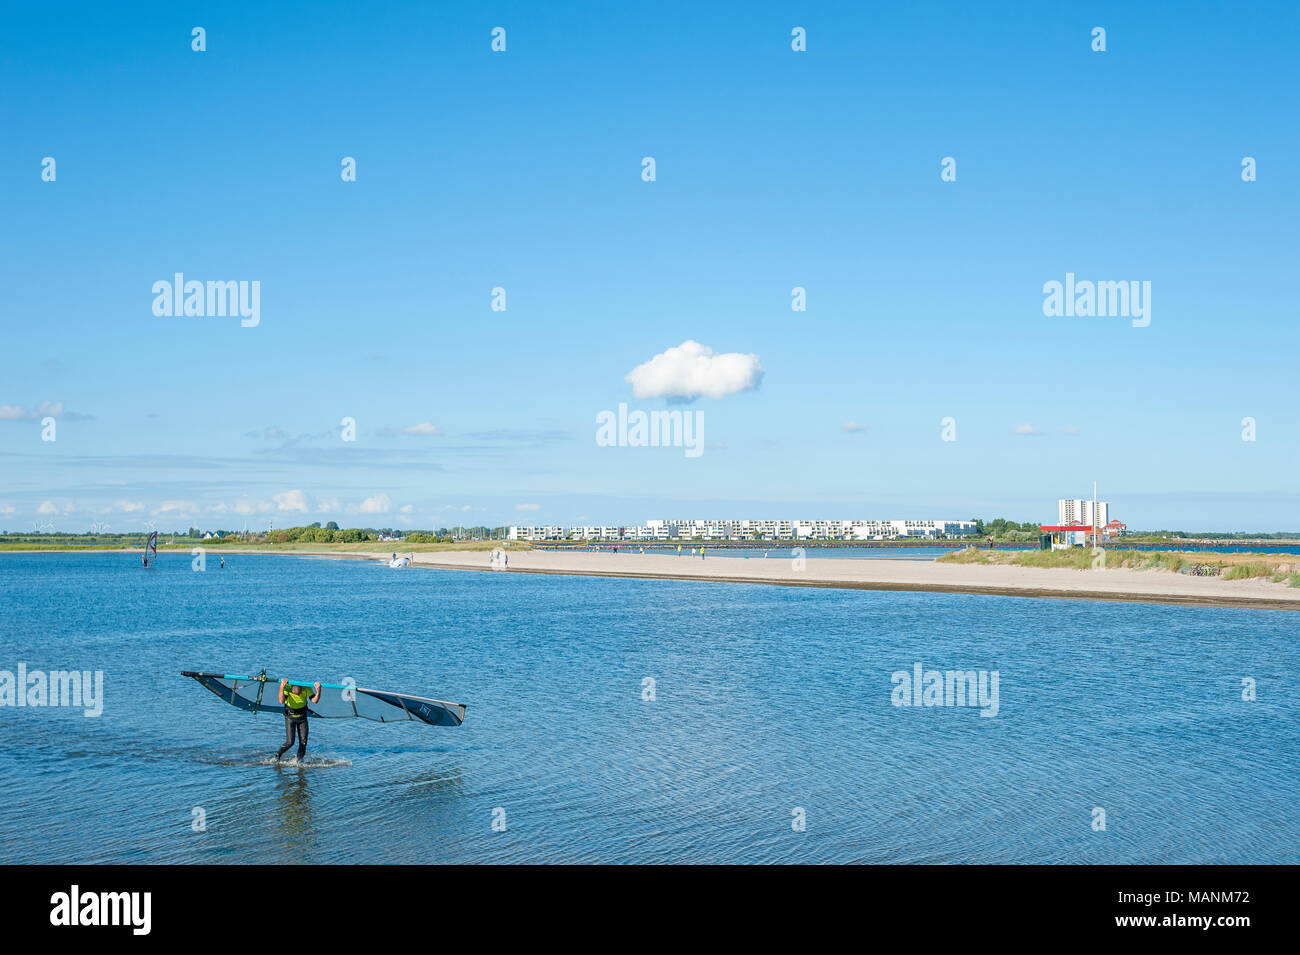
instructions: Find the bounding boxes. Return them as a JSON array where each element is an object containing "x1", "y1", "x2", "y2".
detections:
[{"x1": 2, "y1": 1, "x2": 1297, "y2": 532}]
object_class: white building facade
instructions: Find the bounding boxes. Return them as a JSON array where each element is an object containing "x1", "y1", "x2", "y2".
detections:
[
  {"x1": 1058, "y1": 499, "x2": 1109, "y2": 529},
  {"x1": 509, "y1": 518, "x2": 978, "y2": 542}
]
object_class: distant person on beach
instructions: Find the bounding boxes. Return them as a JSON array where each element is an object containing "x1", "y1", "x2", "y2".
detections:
[
  {"x1": 700, "y1": 547, "x2": 705, "y2": 559},
  {"x1": 220, "y1": 556, "x2": 225, "y2": 569},
  {"x1": 677, "y1": 545, "x2": 682, "y2": 556},
  {"x1": 275, "y1": 679, "x2": 322, "y2": 762}
]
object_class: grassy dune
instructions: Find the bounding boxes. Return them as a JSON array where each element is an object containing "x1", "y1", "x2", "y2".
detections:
[{"x1": 939, "y1": 546, "x2": 1300, "y2": 586}]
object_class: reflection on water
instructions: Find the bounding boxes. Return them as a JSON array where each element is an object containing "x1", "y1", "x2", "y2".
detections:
[{"x1": 273, "y1": 766, "x2": 316, "y2": 848}]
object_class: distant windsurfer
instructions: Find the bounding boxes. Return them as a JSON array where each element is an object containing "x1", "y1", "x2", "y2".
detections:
[{"x1": 275, "y1": 679, "x2": 322, "y2": 762}]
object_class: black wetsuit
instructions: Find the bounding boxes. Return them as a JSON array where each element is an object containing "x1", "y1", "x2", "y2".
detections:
[{"x1": 276, "y1": 700, "x2": 310, "y2": 760}]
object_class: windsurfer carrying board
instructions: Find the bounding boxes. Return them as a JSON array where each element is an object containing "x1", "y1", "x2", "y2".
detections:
[{"x1": 275, "y1": 678, "x2": 322, "y2": 762}]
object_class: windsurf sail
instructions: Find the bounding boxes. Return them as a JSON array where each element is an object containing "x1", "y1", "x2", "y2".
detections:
[
  {"x1": 180, "y1": 671, "x2": 466, "y2": 727},
  {"x1": 143, "y1": 531, "x2": 158, "y2": 567}
]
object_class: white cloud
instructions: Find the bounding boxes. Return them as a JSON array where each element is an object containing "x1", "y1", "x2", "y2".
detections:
[
  {"x1": 515, "y1": 503, "x2": 540, "y2": 511},
  {"x1": 273, "y1": 489, "x2": 309, "y2": 513},
  {"x1": 245, "y1": 425, "x2": 290, "y2": 441},
  {"x1": 115, "y1": 500, "x2": 145, "y2": 513},
  {"x1": 379, "y1": 421, "x2": 443, "y2": 436},
  {"x1": 400, "y1": 504, "x2": 413, "y2": 515},
  {"x1": 1013, "y1": 423, "x2": 1044, "y2": 436},
  {"x1": 404, "y1": 422, "x2": 442, "y2": 435},
  {"x1": 0, "y1": 400, "x2": 69, "y2": 420},
  {"x1": 625, "y1": 340, "x2": 763, "y2": 401},
  {"x1": 234, "y1": 499, "x2": 271, "y2": 516},
  {"x1": 157, "y1": 500, "x2": 198, "y2": 514},
  {"x1": 842, "y1": 421, "x2": 866, "y2": 433},
  {"x1": 37, "y1": 501, "x2": 58, "y2": 515},
  {"x1": 0, "y1": 400, "x2": 91, "y2": 422},
  {"x1": 360, "y1": 493, "x2": 392, "y2": 514},
  {"x1": 0, "y1": 504, "x2": 14, "y2": 517},
  {"x1": 317, "y1": 497, "x2": 340, "y2": 514}
]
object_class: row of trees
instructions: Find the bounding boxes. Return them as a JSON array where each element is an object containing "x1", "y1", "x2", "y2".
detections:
[
  {"x1": 973, "y1": 518, "x2": 1043, "y2": 539},
  {"x1": 263, "y1": 525, "x2": 482, "y2": 544},
  {"x1": 265, "y1": 525, "x2": 371, "y2": 543}
]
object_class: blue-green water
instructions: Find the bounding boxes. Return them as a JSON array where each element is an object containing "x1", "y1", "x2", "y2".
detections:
[{"x1": 1, "y1": 553, "x2": 1296, "y2": 864}]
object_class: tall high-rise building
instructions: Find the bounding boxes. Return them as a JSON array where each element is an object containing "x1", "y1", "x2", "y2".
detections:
[{"x1": 1058, "y1": 499, "x2": 1108, "y2": 528}]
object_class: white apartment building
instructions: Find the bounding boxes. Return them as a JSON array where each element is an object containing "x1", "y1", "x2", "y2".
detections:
[
  {"x1": 1058, "y1": 499, "x2": 1109, "y2": 528},
  {"x1": 510, "y1": 518, "x2": 978, "y2": 542}
]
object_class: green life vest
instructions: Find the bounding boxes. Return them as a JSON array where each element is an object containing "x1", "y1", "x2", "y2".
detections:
[{"x1": 284, "y1": 685, "x2": 311, "y2": 718}]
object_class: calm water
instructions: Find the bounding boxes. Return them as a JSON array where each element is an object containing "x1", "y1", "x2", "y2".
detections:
[{"x1": 1, "y1": 553, "x2": 1296, "y2": 864}]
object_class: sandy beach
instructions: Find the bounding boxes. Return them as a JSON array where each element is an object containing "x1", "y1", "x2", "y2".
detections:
[{"x1": 391, "y1": 549, "x2": 1300, "y2": 611}]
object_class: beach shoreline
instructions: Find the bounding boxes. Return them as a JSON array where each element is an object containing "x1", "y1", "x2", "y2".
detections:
[{"x1": 399, "y1": 549, "x2": 1300, "y2": 611}]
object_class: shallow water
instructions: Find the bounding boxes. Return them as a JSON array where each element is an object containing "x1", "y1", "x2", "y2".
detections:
[{"x1": 1, "y1": 553, "x2": 1296, "y2": 863}]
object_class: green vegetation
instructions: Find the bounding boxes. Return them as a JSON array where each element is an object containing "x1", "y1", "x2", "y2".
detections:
[
  {"x1": 939, "y1": 545, "x2": 1297, "y2": 582},
  {"x1": 938, "y1": 547, "x2": 994, "y2": 565},
  {"x1": 978, "y1": 518, "x2": 1042, "y2": 542},
  {"x1": 1010, "y1": 548, "x2": 1101, "y2": 569},
  {"x1": 941, "y1": 547, "x2": 1100, "y2": 569},
  {"x1": 1223, "y1": 562, "x2": 1275, "y2": 580},
  {"x1": 1122, "y1": 530, "x2": 1300, "y2": 541},
  {"x1": 0, "y1": 525, "x2": 522, "y2": 553},
  {"x1": 265, "y1": 525, "x2": 373, "y2": 544}
]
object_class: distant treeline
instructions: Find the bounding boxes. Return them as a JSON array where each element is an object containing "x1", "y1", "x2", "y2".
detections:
[
  {"x1": 261, "y1": 522, "x2": 503, "y2": 543},
  {"x1": 973, "y1": 519, "x2": 1040, "y2": 541},
  {"x1": 1, "y1": 522, "x2": 510, "y2": 543}
]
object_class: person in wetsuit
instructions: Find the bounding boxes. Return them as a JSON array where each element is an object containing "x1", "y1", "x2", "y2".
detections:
[{"x1": 275, "y1": 678, "x2": 322, "y2": 762}]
